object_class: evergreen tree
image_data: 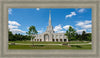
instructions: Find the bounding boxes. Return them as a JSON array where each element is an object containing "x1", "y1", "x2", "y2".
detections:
[{"x1": 82, "y1": 31, "x2": 86, "y2": 41}]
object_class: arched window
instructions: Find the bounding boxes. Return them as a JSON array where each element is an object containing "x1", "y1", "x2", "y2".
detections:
[
  {"x1": 52, "y1": 39, "x2": 54, "y2": 42},
  {"x1": 40, "y1": 39, "x2": 42, "y2": 42},
  {"x1": 60, "y1": 39, "x2": 62, "y2": 42},
  {"x1": 37, "y1": 39, "x2": 39, "y2": 41},
  {"x1": 64, "y1": 39, "x2": 66, "y2": 42},
  {"x1": 56, "y1": 39, "x2": 58, "y2": 42}
]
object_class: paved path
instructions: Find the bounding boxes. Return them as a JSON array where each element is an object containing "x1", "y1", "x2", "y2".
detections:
[
  {"x1": 8, "y1": 43, "x2": 62, "y2": 45},
  {"x1": 8, "y1": 43, "x2": 91, "y2": 46}
]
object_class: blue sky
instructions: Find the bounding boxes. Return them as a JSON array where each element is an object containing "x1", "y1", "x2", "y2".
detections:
[{"x1": 8, "y1": 8, "x2": 92, "y2": 35}]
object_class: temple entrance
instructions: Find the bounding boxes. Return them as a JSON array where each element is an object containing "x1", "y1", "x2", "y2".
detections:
[
  {"x1": 44, "y1": 34, "x2": 49, "y2": 41},
  {"x1": 52, "y1": 39, "x2": 54, "y2": 42},
  {"x1": 40, "y1": 39, "x2": 42, "y2": 42},
  {"x1": 60, "y1": 39, "x2": 62, "y2": 42},
  {"x1": 56, "y1": 39, "x2": 58, "y2": 42},
  {"x1": 64, "y1": 39, "x2": 66, "y2": 42}
]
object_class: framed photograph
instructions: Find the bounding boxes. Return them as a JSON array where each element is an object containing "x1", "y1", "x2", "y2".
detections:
[
  {"x1": 8, "y1": 8, "x2": 92, "y2": 49},
  {"x1": 0, "y1": 0, "x2": 100, "y2": 58}
]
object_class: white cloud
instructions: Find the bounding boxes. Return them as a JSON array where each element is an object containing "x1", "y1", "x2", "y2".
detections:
[
  {"x1": 8, "y1": 21, "x2": 26, "y2": 34},
  {"x1": 82, "y1": 25, "x2": 92, "y2": 29},
  {"x1": 27, "y1": 27, "x2": 29, "y2": 30},
  {"x1": 54, "y1": 25, "x2": 62, "y2": 32},
  {"x1": 76, "y1": 20, "x2": 92, "y2": 34},
  {"x1": 8, "y1": 8, "x2": 12, "y2": 14},
  {"x1": 76, "y1": 22, "x2": 84, "y2": 26},
  {"x1": 8, "y1": 21, "x2": 21, "y2": 26},
  {"x1": 76, "y1": 29, "x2": 86, "y2": 34},
  {"x1": 36, "y1": 8, "x2": 40, "y2": 11},
  {"x1": 78, "y1": 8, "x2": 85, "y2": 13},
  {"x1": 84, "y1": 20, "x2": 91, "y2": 24},
  {"x1": 38, "y1": 30, "x2": 43, "y2": 33},
  {"x1": 63, "y1": 25, "x2": 70, "y2": 30},
  {"x1": 8, "y1": 25, "x2": 18, "y2": 29},
  {"x1": 57, "y1": 31, "x2": 65, "y2": 33},
  {"x1": 87, "y1": 29, "x2": 92, "y2": 32},
  {"x1": 86, "y1": 32, "x2": 92, "y2": 33},
  {"x1": 76, "y1": 29, "x2": 91, "y2": 34},
  {"x1": 53, "y1": 25, "x2": 66, "y2": 33},
  {"x1": 54, "y1": 25, "x2": 74, "y2": 33},
  {"x1": 37, "y1": 28, "x2": 44, "y2": 34},
  {"x1": 10, "y1": 29, "x2": 26, "y2": 34},
  {"x1": 65, "y1": 12, "x2": 76, "y2": 18},
  {"x1": 76, "y1": 20, "x2": 92, "y2": 29}
]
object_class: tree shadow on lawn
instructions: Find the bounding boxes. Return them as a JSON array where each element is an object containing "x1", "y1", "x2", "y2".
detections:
[
  {"x1": 30, "y1": 45, "x2": 44, "y2": 48},
  {"x1": 71, "y1": 45, "x2": 82, "y2": 48}
]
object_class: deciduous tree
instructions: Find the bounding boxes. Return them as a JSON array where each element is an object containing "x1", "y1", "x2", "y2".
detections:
[
  {"x1": 65, "y1": 26, "x2": 76, "y2": 41},
  {"x1": 26, "y1": 26, "x2": 38, "y2": 46}
]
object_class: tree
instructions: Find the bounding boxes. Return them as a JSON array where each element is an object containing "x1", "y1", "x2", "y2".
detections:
[
  {"x1": 81, "y1": 31, "x2": 86, "y2": 41},
  {"x1": 87, "y1": 33, "x2": 92, "y2": 41},
  {"x1": 85, "y1": 33, "x2": 92, "y2": 41},
  {"x1": 8, "y1": 29, "x2": 15, "y2": 41},
  {"x1": 75, "y1": 33, "x2": 80, "y2": 41},
  {"x1": 78, "y1": 31, "x2": 92, "y2": 41},
  {"x1": 65, "y1": 26, "x2": 76, "y2": 41},
  {"x1": 26, "y1": 26, "x2": 38, "y2": 46}
]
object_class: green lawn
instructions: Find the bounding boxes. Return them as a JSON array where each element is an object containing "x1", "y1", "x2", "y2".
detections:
[
  {"x1": 8, "y1": 41, "x2": 91, "y2": 49},
  {"x1": 8, "y1": 45, "x2": 91, "y2": 49},
  {"x1": 9, "y1": 41, "x2": 90, "y2": 44}
]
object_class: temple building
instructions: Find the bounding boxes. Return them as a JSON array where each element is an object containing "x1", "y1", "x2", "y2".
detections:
[{"x1": 32, "y1": 11, "x2": 68, "y2": 42}]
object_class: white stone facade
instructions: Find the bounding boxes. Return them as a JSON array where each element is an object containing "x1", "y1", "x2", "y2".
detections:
[{"x1": 32, "y1": 11, "x2": 68, "y2": 42}]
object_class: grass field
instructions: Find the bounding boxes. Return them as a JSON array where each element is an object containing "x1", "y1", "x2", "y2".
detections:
[
  {"x1": 8, "y1": 45, "x2": 91, "y2": 49},
  {"x1": 8, "y1": 41, "x2": 92, "y2": 49},
  {"x1": 9, "y1": 41, "x2": 90, "y2": 44}
]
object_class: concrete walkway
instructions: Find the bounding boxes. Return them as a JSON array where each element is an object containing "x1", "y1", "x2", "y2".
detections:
[{"x1": 8, "y1": 43, "x2": 91, "y2": 46}]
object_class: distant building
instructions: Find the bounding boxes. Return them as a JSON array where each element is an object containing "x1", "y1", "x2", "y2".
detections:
[{"x1": 32, "y1": 11, "x2": 68, "y2": 42}]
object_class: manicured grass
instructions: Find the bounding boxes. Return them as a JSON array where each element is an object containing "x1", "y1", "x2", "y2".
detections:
[
  {"x1": 8, "y1": 45, "x2": 91, "y2": 49},
  {"x1": 9, "y1": 41, "x2": 90, "y2": 44},
  {"x1": 8, "y1": 41, "x2": 91, "y2": 49}
]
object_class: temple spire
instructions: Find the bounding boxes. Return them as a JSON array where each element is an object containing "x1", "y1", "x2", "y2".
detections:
[{"x1": 49, "y1": 10, "x2": 51, "y2": 26}]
